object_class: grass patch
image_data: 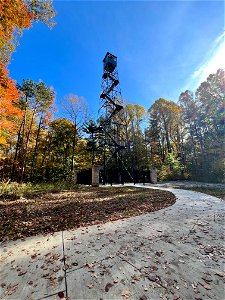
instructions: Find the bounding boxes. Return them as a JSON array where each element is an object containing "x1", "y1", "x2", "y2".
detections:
[
  {"x1": 0, "y1": 186, "x2": 176, "y2": 241},
  {"x1": 0, "y1": 180, "x2": 79, "y2": 200},
  {"x1": 175, "y1": 186, "x2": 225, "y2": 200}
]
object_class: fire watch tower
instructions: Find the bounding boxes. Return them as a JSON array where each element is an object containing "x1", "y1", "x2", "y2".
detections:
[{"x1": 97, "y1": 52, "x2": 133, "y2": 184}]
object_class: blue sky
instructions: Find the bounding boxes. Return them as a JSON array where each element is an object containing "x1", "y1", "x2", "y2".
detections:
[{"x1": 9, "y1": 0, "x2": 224, "y2": 118}]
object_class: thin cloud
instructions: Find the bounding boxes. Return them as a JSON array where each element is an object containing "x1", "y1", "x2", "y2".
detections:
[{"x1": 186, "y1": 31, "x2": 225, "y2": 91}]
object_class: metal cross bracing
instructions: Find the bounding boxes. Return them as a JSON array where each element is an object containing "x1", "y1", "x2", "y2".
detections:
[{"x1": 97, "y1": 52, "x2": 134, "y2": 184}]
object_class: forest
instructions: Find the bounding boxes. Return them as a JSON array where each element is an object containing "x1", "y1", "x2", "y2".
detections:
[
  {"x1": 0, "y1": 1, "x2": 224, "y2": 185},
  {"x1": 1, "y1": 69, "x2": 224, "y2": 184}
]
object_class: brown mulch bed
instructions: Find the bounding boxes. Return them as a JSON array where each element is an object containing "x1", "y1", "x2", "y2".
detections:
[{"x1": 0, "y1": 186, "x2": 176, "y2": 241}]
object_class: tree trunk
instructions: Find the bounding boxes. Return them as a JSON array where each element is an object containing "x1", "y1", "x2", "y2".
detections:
[
  {"x1": 30, "y1": 116, "x2": 42, "y2": 181},
  {"x1": 20, "y1": 108, "x2": 36, "y2": 182},
  {"x1": 11, "y1": 97, "x2": 28, "y2": 180},
  {"x1": 11, "y1": 119, "x2": 24, "y2": 180},
  {"x1": 70, "y1": 126, "x2": 77, "y2": 180}
]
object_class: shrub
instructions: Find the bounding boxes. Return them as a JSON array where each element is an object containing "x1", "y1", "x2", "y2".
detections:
[
  {"x1": 0, "y1": 180, "x2": 32, "y2": 199},
  {"x1": 0, "y1": 180, "x2": 80, "y2": 200}
]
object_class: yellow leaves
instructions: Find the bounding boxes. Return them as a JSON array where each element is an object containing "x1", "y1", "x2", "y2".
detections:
[
  {"x1": 0, "y1": 136, "x2": 7, "y2": 145},
  {"x1": 0, "y1": 0, "x2": 32, "y2": 63},
  {"x1": 124, "y1": 103, "x2": 146, "y2": 126},
  {"x1": 0, "y1": 0, "x2": 32, "y2": 30}
]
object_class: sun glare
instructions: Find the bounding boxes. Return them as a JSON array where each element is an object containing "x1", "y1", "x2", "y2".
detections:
[{"x1": 192, "y1": 32, "x2": 225, "y2": 86}]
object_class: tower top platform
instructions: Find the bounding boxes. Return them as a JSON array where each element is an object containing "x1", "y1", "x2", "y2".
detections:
[
  {"x1": 103, "y1": 52, "x2": 117, "y2": 63},
  {"x1": 103, "y1": 52, "x2": 117, "y2": 73}
]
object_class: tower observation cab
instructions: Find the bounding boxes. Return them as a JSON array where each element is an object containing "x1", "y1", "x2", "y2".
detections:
[{"x1": 103, "y1": 52, "x2": 117, "y2": 73}]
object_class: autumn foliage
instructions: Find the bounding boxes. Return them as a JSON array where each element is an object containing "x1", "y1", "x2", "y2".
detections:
[
  {"x1": 0, "y1": 0, "x2": 33, "y2": 145},
  {"x1": 0, "y1": 0, "x2": 33, "y2": 64},
  {"x1": 0, "y1": 0, "x2": 56, "y2": 146},
  {"x1": 0, "y1": 66, "x2": 23, "y2": 144}
]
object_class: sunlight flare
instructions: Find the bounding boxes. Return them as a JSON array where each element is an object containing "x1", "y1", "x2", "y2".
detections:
[{"x1": 192, "y1": 31, "x2": 225, "y2": 86}]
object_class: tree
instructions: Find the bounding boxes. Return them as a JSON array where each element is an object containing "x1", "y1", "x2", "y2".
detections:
[
  {"x1": 148, "y1": 98, "x2": 181, "y2": 156},
  {"x1": 61, "y1": 94, "x2": 89, "y2": 179},
  {"x1": 0, "y1": 0, "x2": 32, "y2": 65},
  {"x1": 0, "y1": 0, "x2": 56, "y2": 147},
  {"x1": 0, "y1": 0, "x2": 55, "y2": 64},
  {"x1": 32, "y1": 118, "x2": 92, "y2": 182},
  {"x1": 29, "y1": 81, "x2": 55, "y2": 180},
  {"x1": 196, "y1": 69, "x2": 225, "y2": 137},
  {"x1": 123, "y1": 104, "x2": 147, "y2": 172},
  {"x1": 46, "y1": 118, "x2": 76, "y2": 181},
  {"x1": 0, "y1": 67, "x2": 22, "y2": 145},
  {"x1": 147, "y1": 98, "x2": 183, "y2": 179},
  {"x1": 195, "y1": 69, "x2": 224, "y2": 181},
  {"x1": 178, "y1": 90, "x2": 200, "y2": 174},
  {"x1": 11, "y1": 79, "x2": 55, "y2": 181},
  {"x1": 178, "y1": 69, "x2": 225, "y2": 182},
  {"x1": 83, "y1": 119, "x2": 101, "y2": 165}
]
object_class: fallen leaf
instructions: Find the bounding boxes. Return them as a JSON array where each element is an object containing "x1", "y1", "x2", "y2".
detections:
[
  {"x1": 139, "y1": 295, "x2": 147, "y2": 300},
  {"x1": 148, "y1": 274, "x2": 157, "y2": 282},
  {"x1": 63, "y1": 264, "x2": 71, "y2": 271},
  {"x1": 105, "y1": 282, "x2": 114, "y2": 292},
  {"x1": 4, "y1": 284, "x2": 18, "y2": 296},
  {"x1": 202, "y1": 283, "x2": 211, "y2": 290},
  {"x1": 191, "y1": 283, "x2": 197, "y2": 289},
  {"x1": 201, "y1": 275, "x2": 212, "y2": 283},
  {"x1": 86, "y1": 263, "x2": 94, "y2": 268},
  {"x1": 215, "y1": 271, "x2": 224, "y2": 277},
  {"x1": 204, "y1": 246, "x2": 214, "y2": 254},
  {"x1": 53, "y1": 267, "x2": 60, "y2": 272},
  {"x1": 58, "y1": 291, "x2": 64, "y2": 298},
  {"x1": 178, "y1": 260, "x2": 184, "y2": 263},
  {"x1": 151, "y1": 265, "x2": 158, "y2": 271},
  {"x1": 18, "y1": 270, "x2": 27, "y2": 276},
  {"x1": 67, "y1": 235, "x2": 76, "y2": 240},
  {"x1": 121, "y1": 290, "x2": 132, "y2": 298}
]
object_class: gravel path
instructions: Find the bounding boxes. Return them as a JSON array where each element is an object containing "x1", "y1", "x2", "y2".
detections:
[
  {"x1": 0, "y1": 184, "x2": 224, "y2": 300},
  {"x1": 150, "y1": 180, "x2": 225, "y2": 189}
]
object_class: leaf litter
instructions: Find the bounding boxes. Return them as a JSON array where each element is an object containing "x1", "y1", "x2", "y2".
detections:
[{"x1": 0, "y1": 187, "x2": 175, "y2": 241}]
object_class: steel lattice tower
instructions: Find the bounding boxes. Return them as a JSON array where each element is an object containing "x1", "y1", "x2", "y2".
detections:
[{"x1": 97, "y1": 52, "x2": 133, "y2": 184}]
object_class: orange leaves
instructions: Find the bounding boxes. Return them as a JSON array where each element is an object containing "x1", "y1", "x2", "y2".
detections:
[
  {"x1": 0, "y1": 66, "x2": 22, "y2": 145},
  {"x1": 0, "y1": 0, "x2": 32, "y2": 64},
  {"x1": 0, "y1": 0, "x2": 31, "y2": 145},
  {"x1": 0, "y1": 1, "x2": 56, "y2": 151},
  {"x1": 0, "y1": 0, "x2": 32, "y2": 33},
  {"x1": 0, "y1": 67, "x2": 21, "y2": 106},
  {"x1": 0, "y1": 0, "x2": 56, "y2": 64}
]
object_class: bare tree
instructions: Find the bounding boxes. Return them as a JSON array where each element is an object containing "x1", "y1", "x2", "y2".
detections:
[{"x1": 60, "y1": 94, "x2": 89, "y2": 181}]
